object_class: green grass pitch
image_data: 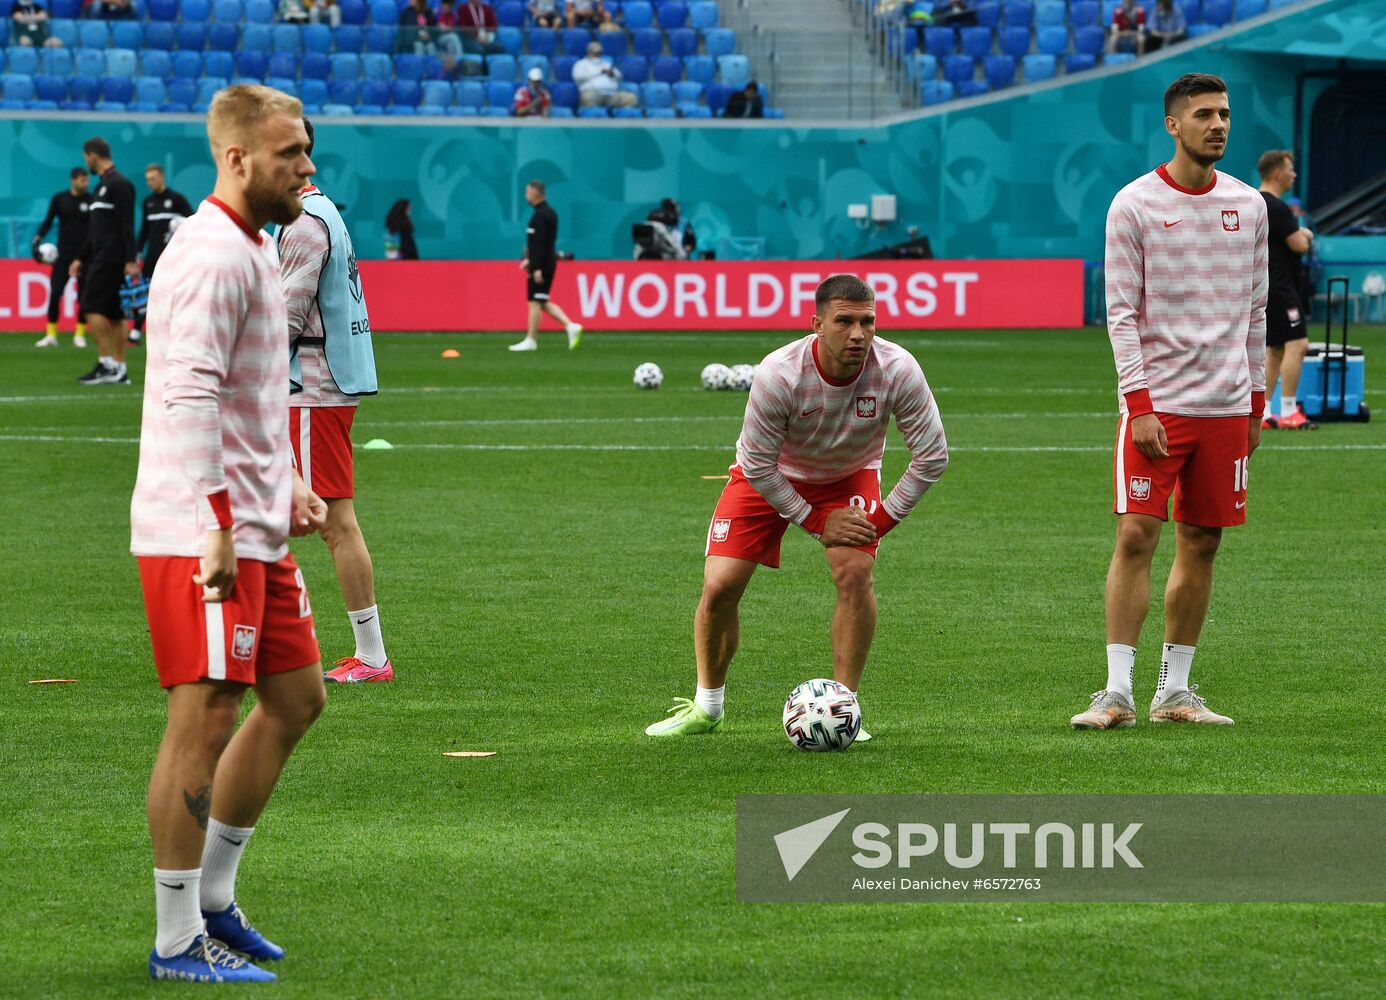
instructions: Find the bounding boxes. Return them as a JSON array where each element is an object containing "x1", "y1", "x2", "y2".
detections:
[{"x1": 2, "y1": 326, "x2": 1383, "y2": 998}]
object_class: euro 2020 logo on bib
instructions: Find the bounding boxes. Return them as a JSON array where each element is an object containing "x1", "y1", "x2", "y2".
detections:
[{"x1": 1129, "y1": 477, "x2": 1152, "y2": 502}]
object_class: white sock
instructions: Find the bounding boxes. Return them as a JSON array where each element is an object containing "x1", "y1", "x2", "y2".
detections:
[
  {"x1": 116, "y1": 361, "x2": 127, "y2": 376},
  {"x1": 694, "y1": 685, "x2": 724, "y2": 718},
  {"x1": 199, "y1": 819, "x2": 255, "y2": 913},
  {"x1": 566, "y1": 321, "x2": 581, "y2": 333},
  {"x1": 100, "y1": 355, "x2": 114, "y2": 366},
  {"x1": 349, "y1": 605, "x2": 387, "y2": 668},
  {"x1": 1155, "y1": 643, "x2": 1195, "y2": 703},
  {"x1": 154, "y1": 868, "x2": 204, "y2": 958},
  {"x1": 1281, "y1": 395, "x2": 1296, "y2": 414},
  {"x1": 1105, "y1": 644, "x2": 1136, "y2": 700}
]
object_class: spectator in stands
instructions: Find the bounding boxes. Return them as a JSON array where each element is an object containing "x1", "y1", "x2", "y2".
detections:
[
  {"x1": 455, "y1": 0, "x2": 504, "y2": 56},
  {"x1": 1145, "y1": 0, "x2": 1187, "y2": 51},
  {"x1": 279, "y1": 0, "x2": 311, "y2": 23},
  {"x1": 12, "y1": 0, "x2": 62, "y2": 46},
  {"x1": 934, "y1": 0, "x2": 977, "y2": 28},
  {"x1": 567, "y1": 0, "x2": 614, "y2": 31},
  {"x1": 529, "y1": 0, "x2": 560, "y2": 28},
  {"x1": 572, "y1": 40, "x2": 638, "y2": 108},
  {"x1": 1109, "y1": 0, "x2": 1146, "y2": 54},
  {"x1": 435, "y1": 0, "x2": 465, "y2": 57},
  {"x1": 513, "y1": 66, "x2": 552, "y2": 117},
  {"x1": 91, "y1": 0, "x2": 136, "y2": 18},
  {"x1": 385, "y1": 199, "x2": 419, "y2": 260},
  {"x1": 307, "y1": 0, "x2": 342, "y2": 27},
  {"x1": 398, "y1": 0, "x2": 438, "y2": 54},
  {"x1": 905, "y1": 2, "x2": 932, "y2": 52},
  {"x1": 724, "y1": 81, "x2": 764, "y2": 119}
]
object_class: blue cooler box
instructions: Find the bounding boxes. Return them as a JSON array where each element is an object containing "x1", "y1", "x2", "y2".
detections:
[{"x1": 1268, "y1": 342, "x2": 1366, "y2": 419}]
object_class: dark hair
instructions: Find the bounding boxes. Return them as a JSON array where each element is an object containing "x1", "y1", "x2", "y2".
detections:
[
  {"x1": 527, "y1": 179, "x2": 546, "y2": 196},
  {"x1": 815, "y1": 274, "x2": 874, "y2": 315},
  {"x1": 385, "y1": 198, "x2": 412, "y2": 235},
  {"x1": 1163, "y1": 73, "x2": 1227, "y2": 117},
  {"x1": 302, "y1": 117, "x2": 315, "y2": 157},
  {"x1": 70, "y1": 166, "x2": 88, "y2": 179},
  {"x1": 83, "y1": 136, "x2": 111, "y2": 159},
  {"x1": 1257, "y1": 149, "x2": 1292, "y2": 179}
]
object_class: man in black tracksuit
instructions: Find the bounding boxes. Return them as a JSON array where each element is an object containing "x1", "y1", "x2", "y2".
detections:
[
  {"x1": 72, "y1": 136, "x2": 139, "y2": 386},
  {"x1": 508, "y1": 179, "x2": 584, "y2": 352},
  {"x1": 129, "y1": 163, "x2": 194, "y2": 342},
  {"x1": 32, "y1": 167, "x2": 92, "y2": 348}
]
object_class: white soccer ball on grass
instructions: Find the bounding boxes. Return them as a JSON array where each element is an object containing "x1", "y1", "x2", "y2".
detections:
[
  {"x1": 633, "y1": 362, "x2": 664, "y2": 389},
  {"x1": 701, "y1": 363, "x2": 731, "y2": 390},
  {"x1": 783, "y1": 679, "x2": 862, "y2": 752},
  {"x1": 729, "y1": 364, "x2": 756, "y2": 391}
]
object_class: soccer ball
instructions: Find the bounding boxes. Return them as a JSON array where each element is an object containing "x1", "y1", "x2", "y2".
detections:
[
  {"x1": 782, "y1": 679, "x2": 862, "y2": 752},
  {"x1": 701, "y1": 363, "x2": 731, "y2": 390},
  {"x1": 37, "y1": 242, "x2": 59, "y2": 265},
  {"x1": 729, "y1": 364, "x2": 756, "y2": 391},
  {"x1": 633, "y1": 362, "x2": 663, "y2": 389}
]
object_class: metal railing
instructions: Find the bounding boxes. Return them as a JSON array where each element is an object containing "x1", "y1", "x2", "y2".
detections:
[{"x1": 846, "y1": 0, "x2": 918, "y2": 110}]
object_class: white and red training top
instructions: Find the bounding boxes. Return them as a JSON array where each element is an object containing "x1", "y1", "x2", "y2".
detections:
[
  {"x1": 130, "y1": 198, "x2": 293, "y2": 562},
  {"x1": 1105, "y1": 164, "x2": 1268, "y2": 418},
  {"x1": 734, "y1": 334, "x2": 949, "y2": 532}
]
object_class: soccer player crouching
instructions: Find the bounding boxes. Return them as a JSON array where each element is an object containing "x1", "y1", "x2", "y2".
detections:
[
  {"x1": 132, "y1": 85, "x2": 328, "y2": 983},
  {"x1": 1074, "y1": 73, "x2": 1267, "y2": 730},
  {"x1": 646, "y1": 275, "x2": 949, "y2": 739}
]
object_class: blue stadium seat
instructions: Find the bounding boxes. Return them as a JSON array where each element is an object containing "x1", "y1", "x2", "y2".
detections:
[
  {"x1": 356, "y1": 104, "x2": 385, "y2": 115},
  {"x1": 301, "y1": 77, "x2": 329, "y2": 104},
  {"x1": 924, "y1": 27, "x2": 956, "y2": 57},
  {"x1": 477, "y1": 105, "x2": 506, "y2": 116},
  {"x1": 334, "y1": 25, "x2": 364, "y2": 52},
  {"x1": 1073, "y1": 25, "x2": 1103, "y2": 55},
  {"x1": 395, "y1": 52, "x2": 425, "y2": 79},
  {"x1": 5, "y1": 46, "x2": 39, "y2": 76},
  {"x1": 1235, "y1": 0, "x2": 1266, "y2": 14},
  {"x1": 144, "y1": 21, "x2": 175, "y2": 50},
  {"x1": 921, "y1": 79, "x2": 954, "y2": 105},
  {"x1": 386, "y1": 104, "x2": 417, "y2": 115},
  {"x1": 633, "y1": 27, "x2": 662, "y2": 58},
  {"x1": 301, "y1": 23, "x2": 331, "y2": 53},
  {"x1": 1065, "y1": 52, "x2": 1097, "y2": 72},
  {"x1": 716, "y1": 53, "x2": 748, "y2": 87},
  {"x1": 667, "y1": 27, "x2": 696, "y2": 58},
  {"x1": 100, "y1": 76, "x2": 134, "y2": 103},
  {"x1": 364, "y1": 26, "x2": 395, "y2": 53},
  {"x1": 703, "y1": 80, "x2": 732, "y2": 112},
  {"x1": 78, "y1": 22, "x2": 110, "y2": 49},
  {"x1": 657, "y1": 2, "x2": 687, "y2": 29},
  {"x1": 68, "y1": 75, "x2": 100, "y2": 102},
  {"x1": 301, "y1": 50, "x2": 329, "y2": 79},
  {"x1": 1036, "y1": 25, "x2": 1068, "y2": 54},
  {"x1": 999, "y1": 25, "x2": 1030, "y2": 57},
  {"x1": 321, "y1": 102, "x2": 355, "y2": 115},
  {"x1": 646, "y1": 106, "x2": 676, "y2": 118},
  {"x1": 1203, "y1": 0, "x2": 1232, "y2": 24},
  {"x1": 486, "y1": 53, "x2": 515, "y2": 79},
  {"x1": 528, "y1": 28, "x2": 558, "y2": 56},
  {"x1": 681, "y1": 104, "x2": 711, "y2": 118},
  {"x1": 622, "y1": 1, "x2": 654, "y2": 30},
  {"x1": 417, "y1": 101, "x2": 445, "y2": 115},
  {"x1": 975, "y1": 2, "x2": 1002, "y2": 27},
  {"x1": 209, "y1": 24, "x2": 240, "y2": 52},
  {"x1": 111, "y1": 21, "x2": 142, "y2": 50},
  {"x1": 1176, "y1": 0, "x2": 1201, "y2": 23},
  {"x1": 368, "y1": 0, "x2": 395, "y2": 25},
  {"x1": 172, "y1": 51, "x2": 202, "y2": 78},
  {"x1": 330, "y1": 52, "x2": 361, "y2": 79},
  {"x1": 454, "y1": 79, "x2": 484, "y2": 106},
  {"x1": 905, "y1": 51, "x2": 937, "y2": 81},
  {"x1": 553, "y1": 54, "x2": 576, "y2": 81},
  {"x1": 550, "y1": 79, "x2": 577, "y2": 107},
  {"x1": 94, "y1": 100, "x2": 127, "y2": 113},
  {"x1": 959, "y1": 25, "x2": 992, "y2": 59},
  {"x1": 516, "y1": 53, "x2": 546, "y2": 79},
  {"x1": 236, "y1": 49, "x2": 268, "y2": 78},
  {"x1": 362, "y1": 52, "x2": 392, "y2": 79},
  {"x1": 701, "y1": 26, "x2": 733, "y2": 57},
  {"x1": 273, "y1": 25, "x2": 302, "y2": 53},
  {"x1": 420, "y1": 78, "x2": 451, "y2": 105},
  {"x1": 245, "y1": 0, "x2": 275, "y2": 22},
  {"x1": 548, "y1": 105, "x2": 573, "y2": 117},
  {"x1": 1070, "y1": 0, "x2": 1100, "y2": 26},
  {"x1": 75, "y1": 48, "x2": 106, "y2": 78},
  {"x1": 338, "y1": 0, "x2": 367, "y2": 26},
  {"x1": 1186, "y1": 22, "x2": 1215, "y2": 37},
  {"x1": 1268, "y1": 0, "x2": 1297, "y2": 8},
  {"x1": 391, "y1": 78, "x2": 420, "y2": 105},
  {"x1": 213, "y1": 0, "x2": 242, "y2": 20},
  {"x1": 328, "y1": 78, "x2": 359, "y2": 102},
  {"x1": 983, "y1": 53, "x2": 1014, "y2": 87},
  {"x1": 496, "y1": 1, "x2": 525, "y2": 26},
  {"x1": 683, "y1": 53, "x2": 713, "y2": 82},
  {"x1": 166, "y1": 77, "x2": 197, "y2": 105},
  {"x1": 1036, "y1": 1, "x2": 1066, "y2": 25},
  {"x1": 562, "y1": 28, "x2": 591, "y2": 55},
  {"x1": 34, "y1": 74, "x2": 68, "y2": 102},
  {"x1": 1104, "y1": 51, "x2": 1136, "y2": 65},
  {"x1": 943, "y1": 53, "x2": 973, "y2": 84},
  {"x1": 182, "y1": 0, "x2": 211, "y2": 20},
  {"x1": 1003, "y1": 2, "x2": 1035, "y2": 27},
  {"x1": 651, "y1": 55, "x2": 681, "y2": 83},
  {"x1": 671, "y1": 79, "x2": 700, "y2": 103},
  {"x1": 266, "y1": 51, "x2": 296, "y2": 78},
  {"x1": 48, "y1": 19, "x2": 79, "y2": 48},
  {"x1": 688, "y1": 0, "x2": 718, "y2": 30},
  {"x1": 485, "y1": 79, "x2": 512, "y2": 105},
  {"x1": 578, "y1": 105, "x2": 608, "y2": 117},
  {"x1": 600, "y1": 30, "x2": 627, "y2": 58},
  {"x1": 619, "y1": 54, "x2": 648, "y2": 82},
  {"x1": 48, "y1": 0, "x2": 81, "y2": 16},
  {"x1": 1022, "y1": 52, "x2": 1056, "y2": 81},
  {"x1": 1101, "y1": 0, "x2": 1123, "y2": 20},
  {"x1": 496, "y1": 26, "x2": 523, "y2": 54},
  {"x1": 957, "y1": 79, "x2": 989, "y2": 98},
  {"x1": 361, "y1": 78, "x2": 390, "y2": 104},
  {"x1": 176, "y1": 24, "x2": 208, "y2": 51},
  {"x1": 240, "y1": 23, "x2": 272, "y2": 52},
  {"x1": 135, "y1": 75, "x2": 166, "y2": 104},
  {"x1": 148, "y1": 0, "x2": 178, "y2": 19},
  {"x1": 41, "y1": 47, "x2": 74, "y2": 75}
]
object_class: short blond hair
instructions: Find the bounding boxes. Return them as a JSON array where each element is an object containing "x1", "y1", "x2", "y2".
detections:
[{"x1": 207, "y1": 84, "x2": 303, "y2": 157}]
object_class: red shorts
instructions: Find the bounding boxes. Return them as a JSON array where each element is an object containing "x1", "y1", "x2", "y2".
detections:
[
  {"x1": 705, "y1": 466, "x2": 883, "y2": 568},
  {"x1": 290, "y1": 406, "x2": 356, "y2": 500},
  {"x1": 1113, "y1": 412, "x2": 1250, "y2": 527},
  {"x1": 138, "y1": 554, "x2": 321, "y2": 689}
]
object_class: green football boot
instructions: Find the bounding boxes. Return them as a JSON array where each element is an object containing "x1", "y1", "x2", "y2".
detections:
[{"x1": 644, "y1": 698, "x2": 724, "y2": 736}]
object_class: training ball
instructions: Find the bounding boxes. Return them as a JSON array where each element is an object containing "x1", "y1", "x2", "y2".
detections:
[
  {"x1": 701, "y1": 363, "x2": 731, "y2": 390},
  {"x1": 783, "y1": 679, "x2": 862, "y2": 752},
  {"x1": 633, "y1": 362, "x2": 663, "y2": 389},
  {"x1": 37, "y1": 242, "x2": 59, "y2": 264},
  {"x1": 729, "y1": 364, "x2": 756, "y2": 391}
]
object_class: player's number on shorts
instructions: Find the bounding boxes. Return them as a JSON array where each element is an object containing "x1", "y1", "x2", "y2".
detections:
[
  {"x1": 293, "y1": 568, "x2": 312, "y2": 619},
  {"x1": 849, "y1": 495, "x2": 879, "y2": 515},
  {"x1": 1232, "y1": 457, "x2": 1249, "y2": 492}
]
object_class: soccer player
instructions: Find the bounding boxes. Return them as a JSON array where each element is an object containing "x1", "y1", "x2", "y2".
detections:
[
  {"x1": 32, "y1": 167, "x2": 91, "y2": 348},
  {"x1": 133, "y1": 85, "x2": 327, "y2": 983},
  {"x1": 1257, "y1": 149, "x2": 1317, "y2": 431},
  {"x1": 71, "y1": 137, "x2": 138, "y2": 386},
  {"x1": 130, "y1": 163, "x2": 194, "y2": 344},
  {"x1": 509, "y1": 179, "x2": 584, "y2": 352},
  {"x1": 1073, "y1": 73, "x2": 1267, "y2": 731},
  {"x1": 279, "y1": 118, "x2": 395, "y2": 684},
  {"x1": 645, "y1": 275, "x2": 949, "y2": 738}
]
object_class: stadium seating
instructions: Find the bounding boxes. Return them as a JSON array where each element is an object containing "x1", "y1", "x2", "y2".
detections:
[{"x1": 1022, "y1": 53, "x2": 1057, "y2": 82}]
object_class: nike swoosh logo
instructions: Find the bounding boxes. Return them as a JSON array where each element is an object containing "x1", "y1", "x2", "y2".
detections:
[
  {"x1": 1164, "y1": 220, "x2": 1181, "y2": 228},
  {"x1": 354, "y1": 615, "x2": 375, "y2": 625},
  {"x1": 800, "y1": 407, "x2": 823, "y2": 418},
  {"x1": 219, "y1": 835, "x2": 243, "y2": 846},
  {"x1": 158, "y1": 881, "x2": 185, "y2": 891},
  {"x1": 1235, "y1": 500, "x2": 1246, "y2": 509}
]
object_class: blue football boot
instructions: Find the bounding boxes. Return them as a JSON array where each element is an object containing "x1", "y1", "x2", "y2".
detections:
[
  {"x1": 148, "y1": 934, "x2": 277, "y2": 983},
  {"x1": 202, "y1": 902, "x2": 285, "y2": 962}
]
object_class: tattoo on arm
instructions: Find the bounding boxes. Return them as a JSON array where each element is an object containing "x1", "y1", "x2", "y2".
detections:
[{"x1": 183, "y1": 785, "x2": 212, "y2": 831}]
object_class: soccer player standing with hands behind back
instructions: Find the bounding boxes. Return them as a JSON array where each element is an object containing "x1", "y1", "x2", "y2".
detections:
[{"x1": 1073, "y1": 73, "x2": 1267, "y2": 730}]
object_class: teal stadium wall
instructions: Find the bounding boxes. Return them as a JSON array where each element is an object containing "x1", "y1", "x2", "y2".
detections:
[{"x1": 2, "y1": 0, "x2": 1380, "y2": 264}]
